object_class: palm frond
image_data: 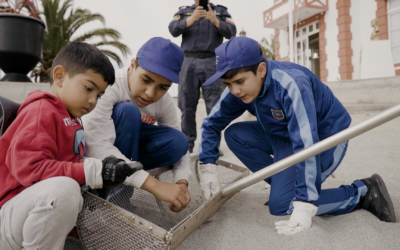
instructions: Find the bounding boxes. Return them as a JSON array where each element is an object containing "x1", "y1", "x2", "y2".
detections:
[
  {"x1": 66, "y1": 10, "x2": 105, "y2": 35},
  {"x1": 32, "y1": 0, "x2": 130, "y2": 82},
  {"x1": 91, "y1": 41, "x2": 131, "y2": 57},
  {"x1": 72, "y1": 28, "x2": 121, "y2": 42},
  {"x1": 99, "y1": 49, "x2": 123, "y2": 67}
]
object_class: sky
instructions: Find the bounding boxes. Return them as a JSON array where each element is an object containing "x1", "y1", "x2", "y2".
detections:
[{"x1": 72, "y1": 0, "x2": 275, "y2": 68}]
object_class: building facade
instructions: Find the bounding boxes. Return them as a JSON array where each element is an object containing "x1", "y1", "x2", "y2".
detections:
[{"x1": 264, "y1": 0, "x2": 400, "y2": 82}]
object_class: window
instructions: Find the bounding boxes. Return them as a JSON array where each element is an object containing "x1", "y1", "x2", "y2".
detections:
[
  {"x1": 389, "y1": 0, "x2": 400, "y2": 63},
  {"x1": 294, "y1": 22, "x2": 319, "y2": 70}
]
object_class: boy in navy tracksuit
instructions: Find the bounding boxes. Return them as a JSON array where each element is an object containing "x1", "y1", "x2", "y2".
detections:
[{"x1": 198, "y1": 37, "x2": 395, "y2": 235}]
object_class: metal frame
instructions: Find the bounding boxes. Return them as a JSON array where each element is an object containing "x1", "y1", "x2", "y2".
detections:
[
  {"x1": 167, "y1": 158, "x2": 249, "y2": 249},
  {"x1": 77, "y1": 155, "x2": 250, "y2": 250}
]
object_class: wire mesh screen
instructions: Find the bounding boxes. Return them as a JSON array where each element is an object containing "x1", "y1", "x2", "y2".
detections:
[
  {"x1": 77, "y1": 161, "x2": 249, "y2": 250},
  {"x1": 106, "y1": 173, "x2": 202, "y2": 231},
  {"x1": 77, "y1": 191, "x2": 169, "y2": 250}
]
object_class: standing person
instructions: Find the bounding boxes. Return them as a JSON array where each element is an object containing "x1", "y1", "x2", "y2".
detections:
[
  {"x1": 82, "y1": 37, "x2": 191, "y2": 212},
  {"x1": 169, "y1": 0, "x2": 236, "y2": 153},
  {"x1": 198, "y1": 37, "x2": 395, "y2": 235}
]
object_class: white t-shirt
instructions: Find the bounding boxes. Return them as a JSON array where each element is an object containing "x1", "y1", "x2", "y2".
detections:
[{"x1": 82, "y1": 67, "x2": 191, "y2": 188}]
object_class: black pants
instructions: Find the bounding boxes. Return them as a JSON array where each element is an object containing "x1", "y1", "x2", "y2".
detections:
[{"x1": 178, "y1": 56, "x2": 222, "y2": 150}]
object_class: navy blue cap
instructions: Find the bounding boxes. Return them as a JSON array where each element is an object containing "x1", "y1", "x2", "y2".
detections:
[
  {"x1": 136, "y1": 37, "x2": 184, "y2": 83},
  {"x1": 203, "y1": 37, "x2": 264, "y2": 87}
]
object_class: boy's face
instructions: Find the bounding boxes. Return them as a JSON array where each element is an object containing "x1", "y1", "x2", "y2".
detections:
[
  {"x1": 127, "y1": 59, "x2": 172, "y2": 108},
  {"x1": 222, "y1": 62, "x2": 267, "y2": 104},
  {"x1": 52, "y1": 66, "x2": 108, "y2": 118}
]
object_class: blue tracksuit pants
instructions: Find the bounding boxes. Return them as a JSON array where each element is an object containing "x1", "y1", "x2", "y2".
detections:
[
  {"x1": 224, "y1": 121, "x2": 367, "y2": 216},
  {"x1": 112, "y1": 102, "x2": 188, "y2": 170}
]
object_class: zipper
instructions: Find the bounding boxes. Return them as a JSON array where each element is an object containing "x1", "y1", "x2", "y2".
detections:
[{"x1": 254, "y1": 99, "x2": 267, "y2": 131}]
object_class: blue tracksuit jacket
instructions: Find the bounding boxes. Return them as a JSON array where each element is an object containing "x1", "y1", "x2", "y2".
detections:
[{"x1": 199, "y1": 59, "x2": 352, "y2": 202}]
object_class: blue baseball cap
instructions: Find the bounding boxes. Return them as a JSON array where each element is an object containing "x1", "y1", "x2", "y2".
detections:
[
  {"x1": 136, "y1": 37, "x2": 184, "y2": 83},
  {"x1": 203, "y1": 37, "x2": 264, "y2": 87}
]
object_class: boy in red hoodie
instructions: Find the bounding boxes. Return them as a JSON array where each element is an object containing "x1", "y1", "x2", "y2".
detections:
[{"x1": 0, "y1": 42, "x2": 141, "y2": 250}]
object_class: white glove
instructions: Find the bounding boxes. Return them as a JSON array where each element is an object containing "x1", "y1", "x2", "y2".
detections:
[
  {"x1": 83, "y1": 158, "x2": 103, "y2": 189},
  {"x1": 199, "y1": 163, "x2": 220, "y2": 200},
  {"x1": 275, "y1": 201, "x2": 318, "y2": 235}
]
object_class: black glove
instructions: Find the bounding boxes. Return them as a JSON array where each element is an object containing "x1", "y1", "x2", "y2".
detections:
[{"x1": 102, "y1": 156, "x2": 136, "y2": 187}]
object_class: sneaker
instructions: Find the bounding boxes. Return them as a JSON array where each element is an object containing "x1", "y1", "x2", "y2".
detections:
[{"x1": 358, "y1": 174, "x2": 395, "y2": 222}]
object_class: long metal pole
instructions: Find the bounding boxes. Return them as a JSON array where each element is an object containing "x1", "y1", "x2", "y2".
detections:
[
  {"x1": 222, "y1": 104, "x2": 400, "y2": 198},
  {"x1": 288, "y1": 0, "x2": 294, "y2": 62}
]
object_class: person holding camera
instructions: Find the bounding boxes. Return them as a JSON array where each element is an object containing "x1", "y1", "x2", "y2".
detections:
[{"x1": 168, "y1": 0, "x2": 236, "y2": 154}]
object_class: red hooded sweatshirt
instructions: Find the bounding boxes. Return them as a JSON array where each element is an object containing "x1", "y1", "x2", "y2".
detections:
[{"x1": 0, "y1": 91, "x2": 86, "y2": 209}]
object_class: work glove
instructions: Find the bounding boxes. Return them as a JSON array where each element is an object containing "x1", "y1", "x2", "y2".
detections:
[
  {"x1": 84, "y1": 156, "x2": 138, "y2": 189},
  {"x1": 101, "y1": 156, "x2": 138, "y2": 188},
  {"x1": 199, "y1": 163, "x2": 220, "y2": 200},
  {"x1": 275, "y1": 201, "x2": 318, "y2": 235}
]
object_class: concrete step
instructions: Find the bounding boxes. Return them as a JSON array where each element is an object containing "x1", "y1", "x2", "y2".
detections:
[{"x1": 343, "y1": 103, "x2": 397, "y2": 113}]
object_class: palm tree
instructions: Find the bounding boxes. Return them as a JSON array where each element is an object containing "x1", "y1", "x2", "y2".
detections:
[
  {"x1": 32, "y1": 0, "x2": 130, "y2": 82},
  {"x1": 259, "y1": 35, "x2": 275, "y2": 60}
]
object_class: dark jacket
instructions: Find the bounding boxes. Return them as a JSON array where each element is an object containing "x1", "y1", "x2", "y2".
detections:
[{"x1": 168, "y1": 3, "x2": 236, "y2": 53}]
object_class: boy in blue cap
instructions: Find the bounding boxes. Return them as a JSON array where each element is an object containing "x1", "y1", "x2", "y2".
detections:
[
  {"x1": 198, "y1": 37, "x2": 395, "y2": 235},
  {"x1": 82, "y1": 37, "x2": 191, "y2": 212}
]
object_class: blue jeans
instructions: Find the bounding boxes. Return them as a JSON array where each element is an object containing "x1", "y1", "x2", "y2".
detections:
[
  {"x1": 112, "y1": 102, "x2": 188, "y2": 170},
  {"x1": 224, "y1": 121, "x2": 367, "y2": 216}
]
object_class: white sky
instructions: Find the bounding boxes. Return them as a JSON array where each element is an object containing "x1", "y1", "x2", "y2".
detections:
[{"x1": 72, "y1": 0, "x2": 275, "y2": 68}]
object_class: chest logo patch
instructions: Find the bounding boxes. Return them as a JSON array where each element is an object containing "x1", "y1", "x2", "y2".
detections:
[
  {"x1": 73, "y1": 128, "x2": 85, "y2": 163},
  {"x1": 271, "y1": 109, "x2": 285, "y2": 120},
  {"x1": 141, "y1": 115, "x2": 156, "y2": 124},
  {"x1": 173, "y1": 14, "x2": 180, "y2": 21}
]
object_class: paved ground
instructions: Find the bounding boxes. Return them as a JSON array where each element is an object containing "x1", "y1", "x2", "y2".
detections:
[{"x1": 175, "y1": 98, "x2": 400, "y2": 250}]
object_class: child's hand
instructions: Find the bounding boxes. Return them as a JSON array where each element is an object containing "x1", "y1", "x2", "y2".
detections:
[
  {"x1": 199, "y1": 163, "x2": 220, "y2": 199},
  {"x1": 275, "y1": 201, "x2": 318, "y2": 235},
  {"x1": 141, "y1": 176, "x2": 189, "y2": 212},
  {"x1": 169, "y1": 181, "x2": 191, "y2": 212}
]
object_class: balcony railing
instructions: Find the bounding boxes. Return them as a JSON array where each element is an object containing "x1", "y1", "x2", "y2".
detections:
[{"x1": 264, "y1": 0, "x2": 329, "y2": 29}]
